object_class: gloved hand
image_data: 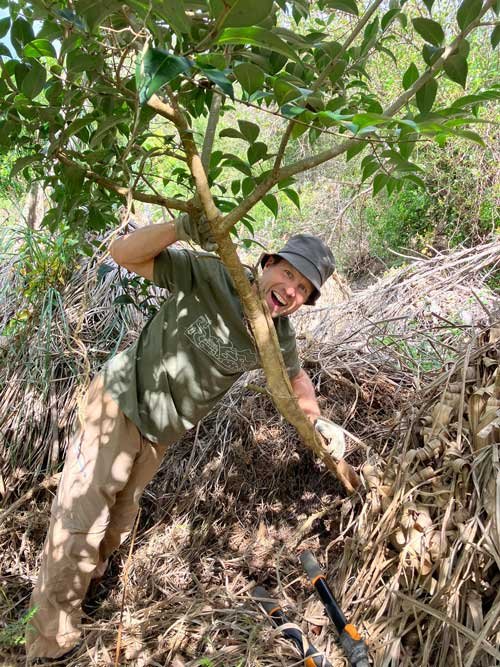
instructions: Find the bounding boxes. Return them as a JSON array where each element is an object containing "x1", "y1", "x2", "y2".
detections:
[
  {"x1": 174, "y1": 212, "x2": 217, "y2": 252},
  {"x1": 314, "y1": 417, "x2": 346, "y2": 460}
]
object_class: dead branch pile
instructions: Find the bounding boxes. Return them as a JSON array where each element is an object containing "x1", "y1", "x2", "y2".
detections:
[
  {"x1": 341, "y1": 325, "x2": 500, "y2": 667},
  {"x1": 0, "y1": 240, "x2": 499, "y2": 666},
  {"x1": 0, "y1": 261, "x2": 147, "y2": 487}
]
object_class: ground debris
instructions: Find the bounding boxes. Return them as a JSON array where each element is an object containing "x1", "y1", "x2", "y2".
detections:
[{"x1": 0, "y1": 241, "x2": 499, "y2": 665}]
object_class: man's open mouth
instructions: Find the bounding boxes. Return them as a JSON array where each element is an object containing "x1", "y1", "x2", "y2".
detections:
[{"x1": 271, "y1": 290, "x2": 287, "y2": 307}]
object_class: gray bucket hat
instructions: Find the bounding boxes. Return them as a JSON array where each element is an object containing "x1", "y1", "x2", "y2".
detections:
[{"x1": 260, "y1": 233, "x2": 335, "y2": 305}]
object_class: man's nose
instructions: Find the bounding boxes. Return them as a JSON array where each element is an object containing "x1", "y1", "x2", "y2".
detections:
[{"x1": 285, "y1": 283, "x2": 296, "y2": 296}]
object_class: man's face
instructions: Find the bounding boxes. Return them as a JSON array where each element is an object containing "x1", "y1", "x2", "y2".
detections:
[{"x1": 260, "y1": 257, "x2": 314, "y2": 318}]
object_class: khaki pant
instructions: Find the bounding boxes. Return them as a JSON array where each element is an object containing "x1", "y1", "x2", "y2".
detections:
[{"x1": 26, "y1": 375, "x2": 170, "y2": 659}]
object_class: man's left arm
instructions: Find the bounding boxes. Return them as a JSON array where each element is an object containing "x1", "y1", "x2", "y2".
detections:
[{"x1": 290, "y1": 368, "x2": 321, "y2": 423}]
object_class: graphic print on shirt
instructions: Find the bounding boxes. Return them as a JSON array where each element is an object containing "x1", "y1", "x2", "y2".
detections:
[{"x1": 185, "y1": 314, "x2": 257, "y2": 373}]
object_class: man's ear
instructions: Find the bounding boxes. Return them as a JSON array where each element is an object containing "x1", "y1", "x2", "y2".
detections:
[{"x1": 263, "y1": 255, "x2": 276, "y2": 269}]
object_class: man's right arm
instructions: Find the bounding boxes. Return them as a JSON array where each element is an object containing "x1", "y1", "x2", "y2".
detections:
[{"x1": 108, "y1": 221, "x2": 178, "y2": 281}]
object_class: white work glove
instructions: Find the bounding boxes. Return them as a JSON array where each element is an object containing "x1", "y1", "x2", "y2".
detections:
[
  {"x1": 174, "y1": 212, "x2": 217, "y2": 252},
  {"x1": 314, "y1": 417, "x2": 346, "y2": 460}
]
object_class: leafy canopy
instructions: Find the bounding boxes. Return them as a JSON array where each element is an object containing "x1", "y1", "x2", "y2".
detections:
[{"x1": 0, "y1": 0, "x2": 499, "y2": 236}]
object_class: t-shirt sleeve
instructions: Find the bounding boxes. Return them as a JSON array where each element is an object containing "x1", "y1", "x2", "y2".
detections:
[
  {"x1": 277, "y1": 319, "x2": 301, "y2": 379},
  {"x1": 152, "y1": 248, "x2": 194, "y2": 293}
]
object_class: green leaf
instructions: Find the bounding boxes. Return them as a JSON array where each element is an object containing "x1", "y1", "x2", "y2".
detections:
[
  {"x1": 381, "y1": 8, "x2": 400, "y2": 30},
  {"x1": 281, "y1": 187, "x2": 300, "y2": 209},
  {"x1": 241, "y1": 176, "x2": 255, "y2": 197},
  {"x1": 398, "y1": 132, "x2": 417, "y2": 160},
  {"x1": 386, "y1": 176, "x2": 398, "y2": 196},
  {"x1": 491, "y1": 24, "x2": 500, "y2": 49},
  {"x1": 377, "y1": 45, "x2": 398, "y2": 65},
  {"x1": 220, "y1": 127, "x2": 245, "y2": 140},
  {"x1": 422, "y1": 0, "x2": 435, "y2": 12},
  {"x1": 238, "y1": 120, "x2": 260, "y2": 143},
  {"x1": 412, "y1": 17, "x2": 444, "y2": 45},
  {"x1": 450, "y1": 89, "x2": 500, "y2": 108},
  {"x1": 11, "y1": 17, "x2": 34, "y2": 56},
  {"x1": 362, "y1": 160, "x2": 379, "y2": 181},
  {"x1": 24, "y1": 39, "x2": 57, "y2": 59},
  {"x1": 209, "y1": 0, "x2": 274, "y2": 27},
  {"x1": 199, "y1": 67, "x2": 234, "y2": 98},
  {"x1": 216, "y1": 27, "x2": 299, "y2": 62},
  {"x1": 404, "y1": 173, "x2": 427, "y2": 189},
  {"x1": 136, "y1": 48, "x2": 191, "y2": 104},
  {"x1": 363, "y1": 16, "x2": 380, "y2": 44},
  {"x1": 74, "y1": 0, "x2": 121, "y2": 32},
  {"x1": 416, "y1": 78, "x2": 438, "y2": 113},
  {"x1": 233, "y1": 62, "x2": 265, "y2": 94},
  {"x1": 97, "y1": 263, "x2": 114, "y2": 279},
  {"x1": 445, "y1": 127, "x2": 485, "y2": 146},
  {"x1": 220, "y1": 156, "x2": 252, "y2": 176},
  {"x1": 14, "y1": 62, "x2": 30, "y2": 90},
  {"x1": 0, "y1": 16, "x2": 9, "y2": 38},
  {"x1": 247, "y1": 141, "x2": 268, "y2": 164},
  {"x1": 273, "y1": 78, "x2": 301, "y2": 105},
  {"x1": 0, "y1": 43, "x2": 11, "y2": 57},
  {"x1": 422, "y1": 43, "x2": 445, "y2": 66},
  {"x1": 114, "y1": 294, "x2": 135, "y2": 306},
  {"x1": 352, "y1": 112, "x2": 389, "y2": 128},
  {"x1": 324, "y1": 0, "x2": 359, "y2": 16},
  {"x1": 66, "y1": 52, "x2": 103, "y2": 72},
  {"x1": 11, "y1": 154, "x2": 43, "y2": 178},
  {"x1": 197, "y1": 53, "x2": 227, "y2": 70},
  {"x1": 262, "y1": 193, "x2": 278, "y2": 217},
  {"x1": 444, "y1": 53, "x2": 468, "y2": 87},
  {"x1": 150, "y1": 0, "x2": 191, "y2": 34},
  {"x1": 21, "y1": 60, "x2": 46, "y2": 99},
  {"x1": 457, "y1": 0, "x2": 483, "y2": 30},
  {"x1": 402, "y1": 62, "x2": 419, "y2": 90},
  {"x1": 373, "y1": 173, "x2": 389, "y2": 195},
  {"x1": 62, "y1": 162, "x2": 85, "y2": 192},
  {"x1": 277, "y1": 176, "x2": 296, "y2": 189},
  {"x1": 290, "y1": 115, "x2": 310, "y2": 140},
  {"x1": 90, "y1": 117, "x2": 124, "y2": 148},
  {"x1": 328, "y1": 60, "x2": 347, "y2": 85},
  {"x1": 281, "y1": 104, "x2": 307, "y2": 118},
  {"x1": 62, "y1": 114, "x2": 97, "y2": 141},
  {"x1": 345, "y1": 141, "x2": 366, "y2": 161}
]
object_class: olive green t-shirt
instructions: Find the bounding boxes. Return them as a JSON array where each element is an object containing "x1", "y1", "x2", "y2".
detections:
[{"x1": 102, "y1": 248, "x2": 300, "y2": 444}]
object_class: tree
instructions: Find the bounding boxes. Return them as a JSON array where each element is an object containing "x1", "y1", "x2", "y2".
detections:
[{"x1": 1, "y1": 0, "x2": 498, "y2": 490}]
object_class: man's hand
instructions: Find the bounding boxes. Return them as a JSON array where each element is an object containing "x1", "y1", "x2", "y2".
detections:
[
  {"x1": 314, "y1": 417, "x2": 346, "y2": 460},
  {"x1": 174, "y1": 212, "x2": 217, "y2": 251}
]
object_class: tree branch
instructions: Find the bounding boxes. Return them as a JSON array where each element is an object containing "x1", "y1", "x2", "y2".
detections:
[
  {"x1": 147, "y1": 94, "x2": 177, "y2": 122},
  {"x1": 201, "y1": 92, "x2": 222, "y2": 173},
  {"x1": 57, "y1": 152, "x2": 189, "y2": 211},
  {"x1": 313, "y1": 0, "x2": 385, "y2": 93},
  {"x1": 165, "y1": 88, "x2": 356, "y2": 490},
  {"x1": 384, "y1": 0, "x2": 495, "y2": 116}
]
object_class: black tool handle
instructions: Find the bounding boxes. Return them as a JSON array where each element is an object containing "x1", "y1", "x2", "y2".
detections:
[
  {"x1": 300, "y1": 551, "x2": 348, "y2": 633},
  {"x1": 299, "y1": 553, "x2": 371, "y2": 667},
  {"x1": 253, "y1": 586, "x2": 332, "y2": 667}
]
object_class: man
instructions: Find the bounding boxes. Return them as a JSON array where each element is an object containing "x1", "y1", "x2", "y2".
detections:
[{"x1": 26, "y1": 213, "x2": 336, "y2": 659}]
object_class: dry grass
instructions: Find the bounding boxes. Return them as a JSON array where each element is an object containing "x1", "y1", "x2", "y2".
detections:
[{"x1": 0, "y1": 240, "x2": 499, "y2": 666}]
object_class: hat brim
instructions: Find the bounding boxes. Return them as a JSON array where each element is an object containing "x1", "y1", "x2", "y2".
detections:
[{"x1": 260, "y1": 252, "x2": 320, "y2": 305}]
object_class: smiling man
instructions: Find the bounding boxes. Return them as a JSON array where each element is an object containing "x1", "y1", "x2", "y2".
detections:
[{"x1": 26, "y1": 215, "x2": 335, "y2": 660}]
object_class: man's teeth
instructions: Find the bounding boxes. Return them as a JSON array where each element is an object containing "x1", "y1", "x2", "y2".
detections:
[{"x1": 272, "y1": 291, "x2": 287, "y2": 306}]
